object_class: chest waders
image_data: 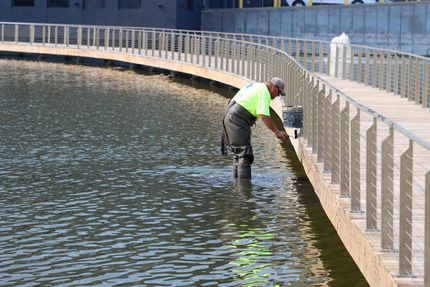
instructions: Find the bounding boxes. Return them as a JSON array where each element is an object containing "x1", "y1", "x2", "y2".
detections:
[{"x1": 221, "y1": 101, "x2": 257, "y2": 179}]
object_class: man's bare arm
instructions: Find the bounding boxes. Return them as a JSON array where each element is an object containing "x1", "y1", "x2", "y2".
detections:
[{"x1": 259, "y1": 115, "x2": 288, "y2": 140}]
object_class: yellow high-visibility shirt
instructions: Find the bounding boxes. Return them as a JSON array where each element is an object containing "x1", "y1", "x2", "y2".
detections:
[{"x1": 232, "y1": 83, "x2": 271, "y2": 118}]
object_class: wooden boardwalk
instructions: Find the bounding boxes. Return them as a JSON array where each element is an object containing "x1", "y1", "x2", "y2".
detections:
[{"x1": 313, "y1": 74, "x2": 430, "y2": 286}]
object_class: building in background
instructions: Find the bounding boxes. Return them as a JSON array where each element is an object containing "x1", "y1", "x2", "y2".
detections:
[{"x1": 0, "y1": 0, "x2": 202, "y2": 30}]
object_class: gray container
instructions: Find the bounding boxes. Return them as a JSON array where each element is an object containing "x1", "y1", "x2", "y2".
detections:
[{"x1": 283, "y1": 106, "x2": 303, "y2": 129}]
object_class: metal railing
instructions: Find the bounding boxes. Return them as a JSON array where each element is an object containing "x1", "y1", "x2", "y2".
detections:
[{"x1": 1, "y1": 22, "x2": 429, "y2": 286}]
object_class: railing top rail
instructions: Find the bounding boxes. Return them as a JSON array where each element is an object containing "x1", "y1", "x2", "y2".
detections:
[{"x1": 2, "y1": 21, "x2": 429, "y2": 61}]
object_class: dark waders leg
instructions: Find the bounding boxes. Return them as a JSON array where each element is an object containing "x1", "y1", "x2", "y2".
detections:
[
  {"x1": 237, "y1": 156, "x2": 252, "y2": 180},
  {"x1": 223, "y1": 101, "x2": 256, "y2": 181},
  {"x1": 233, "y1": 156, "x2": 239, "y2": 178}
]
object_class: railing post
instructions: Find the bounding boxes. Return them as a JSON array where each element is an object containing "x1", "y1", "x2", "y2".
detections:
[
  {"x1": 425, "y1": 170, "x2": 430, "y2": 287},
  {"x1": 306, "y1": 77, "x2": 314, "y2": 148},
  {"x1": 379, "y1": 50, "x2": 384, "y2": 90},
  {"x1": 381, "y1": 126, "x2": 394, "y2": 249},
  {"x1": 202, "y1": 36, "x2": 207, "y2": 67},
  {"x1": 342, "y1": 45, "x2": 347, "y2": 80},
  {"x1": 357, "y1": 48, "x2": 362, "y2": 83},
  {"x1": 246, "y1": 45, "x2": 251, "y2": 79},
  {"x1": 401, "y1": 55, "x2": 406, "y2": 98},
  {"x1": 324, "y1": 90, "x2": 332, "y2": 172},
  {"x1": 216, "y1": 37, "x2": 220, "y2": 69},
  {"x1": 47, "y1": 26, "x2": 51, "y2": 45},
  {"x1": 340, "y1": 101, "x2": 350, "y2": 198},
  {"x1": 92, "y1": 27, "x2": 96, "y2": 48},
  {"x1": 219, "y1": 38, "x2": 224, "y2": 71},
  {"x1": 170, "y1": 33, "x2": 175, "y2": 60},
  {"x1": 151, "y1": 31, "x2": 156, "y2": 57},
  {"x1": 288, "y1": 39, "x2": 293, "y2": 57},
  {"x1": 311, "y1": 41, "x2": 316, "y2": 72},
  {"x1": 226, "y1": 40, "x2": 230, "y2": 73},
  {"x1": 331, "y1": 94, "x2": 340, "y2": 183},
  {"x1": 86, "y1": 27, "x2": 90, "y2": 49},
  {"x1": 334, "y1": 45, "x2": 339, "y2": 78},
  {"x1": 350, "y1": 108, "x2": 361, "y2": 212},
  {"x1": 408, "y1": 57, "x2": 413, "y2": 101},
  {"x1": 295, "y1": 40, "x2": 300, "y2": 65},
  {"x1": 349, "y1": 47, "x2": 354, "y2": 81},
  {"x1": 303, "y1": 75, "x2": 310, "y2": 140},
  {"x1": 424, "y1": 63, "x2": 429, "y2": 108},
  {"x1": 125, "y1": 30, "x2": 129, "y2": 53},
  {"x1": 399, "y1": 139, "x2": 413, "y2": 276},
  {"x1": 372, "y1": 49, "x2": 377, "y2": 88},
  {"x1": 105, "y1": 28, "x2": 109, "y2": 50},
  {"x1": 30, "y1": 25, "x2": 34, "y2": 44},
  {"x1": 303, "y1": 41, "x2": 308, "y2": 70},
  {"x1": 312, "y1": 80, "x2": 319, "y2": 153},
  {"x1": 143, "y1": 31, "x2": 148, "y2": 56},
  {"x1": 1, "y1": 24, "x2": 4, "y2": 43},
  {"x1": 54, "y1": 26, "x2": 58, "y2": 47},
  {"x1": 159, "y1": 33, "x2": 163, "y2": 59},
  {"x1": 387, "y1": 51, "x2": 392, "y2": 93},
  {"x1": 365, "y1": 49, "x2": 370, "y2": 86},
  {"x1": 42, "y1": 25, "x2": 46, "y2": 45},
  {"x1": 394, "y1": 53, "x2": 399, "y2": 95},
  {"x1": 131, "y1": 29, "x2": 135, "y2": 54},
  {"x1": 119, "y1": 29, "x2": 123, "y2": 52},
  {"x1": 318, "y1": 42, "x2": 323, "y2": 74},
  {"x1": 14, "y1": 24, "x2": 19, "y2": 43},
  {"x1": 241, "y1": 41, "x2": 246, "y2": 77},
  {"x1": 415, "y1": 59, "x2": 420, "y2": 105},
  {"x1": 366, "y1": 117, "x2": 378, "y2": 230},
  {"x1": 317, "y1": 85, "x2": 325, "y2": 163},
  {"x1": 65, "y1": 26, "x2": 69, "y2": 47}
]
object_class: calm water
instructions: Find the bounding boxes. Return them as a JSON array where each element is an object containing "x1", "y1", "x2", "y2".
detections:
[{"x1": 0, "y1": 59, "x2": 368, "y2": 287}]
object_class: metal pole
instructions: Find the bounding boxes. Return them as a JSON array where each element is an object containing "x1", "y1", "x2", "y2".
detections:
[
  {"x1": 340, "y1": 101, "x2": 350, "y2": 198},
  {"x1": 381, "y1": 126, "x2": 394, "y2": 249},
  {"x1": 331, "y1": 94, "x2": 340, "y2": 184},
  {"x1": 399, "y1": 140, "x2": 413, "y2": 276},
  {"x1": 366, "y1": 117, "x2": 378, "y2": 230},
  {"x1": 324, "y1": 90, "x2": 332, "y2": 172},
  {"x1": 350, "y1": 108, "x2": 361, "y2": 212},
  {"x1": 317, "y1": 85, "x2": 325, "y2": 163}
]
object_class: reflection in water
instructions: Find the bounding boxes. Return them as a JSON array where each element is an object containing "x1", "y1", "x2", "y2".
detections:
[{"x1": 0, "y1": 59, "x2": 368, "y2": 286}]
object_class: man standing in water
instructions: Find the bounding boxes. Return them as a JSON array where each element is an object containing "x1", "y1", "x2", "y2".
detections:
[{"x1": 221, "y1": 77, "x2": 288, "y2": 180}]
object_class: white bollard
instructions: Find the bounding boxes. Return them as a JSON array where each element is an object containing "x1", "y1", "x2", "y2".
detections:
[{"x1": 330, "y1": 33, "x2": 351, "y2": 78}]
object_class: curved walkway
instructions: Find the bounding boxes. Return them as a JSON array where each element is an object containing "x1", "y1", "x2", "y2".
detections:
[{"x1": 1, "y1": 22, "x2": 429, "y2": 287}]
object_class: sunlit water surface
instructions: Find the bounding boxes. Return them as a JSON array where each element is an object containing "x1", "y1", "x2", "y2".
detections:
[{"x1": 0, "y1": 59, "x2": 368, "y2": 287}]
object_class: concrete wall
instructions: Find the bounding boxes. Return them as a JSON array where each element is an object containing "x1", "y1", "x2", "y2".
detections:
[
  {"x1": 201, "y1": 2, "x2": 430, "y2": 55},
  {"x1": 0, "y1": 0, "x2": 201, "y2": 30}
]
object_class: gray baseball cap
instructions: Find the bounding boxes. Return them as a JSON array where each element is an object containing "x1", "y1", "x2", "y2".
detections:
[{"x1": 269, "y1": 77, "x2": 286, "y2": 96}]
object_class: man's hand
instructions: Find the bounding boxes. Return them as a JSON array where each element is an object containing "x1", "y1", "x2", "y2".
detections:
[
  {"x1": 276, "y1": 131, "x2": 288, "y2": 140},
  {"x1": 260, "y1": 115, "x2": 289, "y2": 140}
]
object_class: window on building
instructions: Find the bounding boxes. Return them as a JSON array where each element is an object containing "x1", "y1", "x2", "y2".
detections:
[
  {"x1": 187, "y1": 0, "x2": 194, "y2": 11},
  {"x1": 47, "y1": 0, "x2": 70, "y2": 7},
  {"x1": 118, "y1": 0, "x2": 142, "y2": 9},
  {"x1": 83, "y1": 0, "x2": 106, "y2": 9},
  {"x1": 12, "y1": 0, "x2": 35, "y2": 6}
]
